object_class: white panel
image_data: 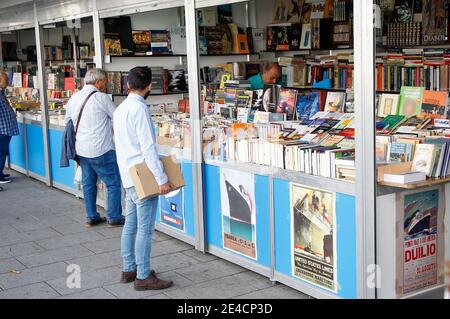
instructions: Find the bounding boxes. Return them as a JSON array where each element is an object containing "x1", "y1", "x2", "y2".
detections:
[
  {"x1": 41, "y1": 20, "x2": 93, "y2": 47},
  {"x1": 195, "y1": 0, "x2": 248, "y2": 9},
  {"x1": 97, "y1": 0, "x2": 184, "y2": 18},
  {"x1": 0, "y1": 3, "x2": 34, "y2": 31},
  {"x1": 128, "y1": 9, "x2": 181, "y2": 30},
  {"x1": 376, "y1": 194, "x2": 397, "y2": 299},
  {"x1": 36, "y1": 0, "x2": 94, "y2": 24}
]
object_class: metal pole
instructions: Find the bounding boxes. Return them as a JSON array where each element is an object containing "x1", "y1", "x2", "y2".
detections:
[
  {"x1": 93, "y1": 0, "x2": 103, "y2": 69},
  {"x1": 184, "y1": 0, "x2": 206, "y2": 252},
  {"x1": 353, "y1": 0, "x2": 376, "y2": 299},
  {"x1": 34, "y1": 2, "x2": 52, "y2": 187}
]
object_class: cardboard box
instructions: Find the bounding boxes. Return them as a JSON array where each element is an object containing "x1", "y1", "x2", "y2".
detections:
[
  {"x1": 129, "y1": 156, "x2": 185, "y2": 200},
  {"x1": 376, "y1": 162, "x2": 413, "y2": 182}
]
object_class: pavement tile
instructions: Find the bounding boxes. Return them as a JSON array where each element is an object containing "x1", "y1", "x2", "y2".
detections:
[
  {"x1": 0, "y1": 258, "x2": 26, "y2": 274},
  {"x1": 174, "y1": 260, "x2": 246, "y2": 283},
  {"x1": 56, "y1": 287, "x2": 117, "y2": 299},
  {"x1": 232, "y1": 285, "x2": 310, "y2": 299},
  {"x1": 36, "y1": 231, "x2": 106, "y2": 250},
  {"x1": 0, "y1": 242, "x2": 46, "y2": 259},
  {"x1": 16, "y1": 245, "x2": 94, "y2": 268},
  {"x1": 0, "y1": 262, "x2": 68, "y2": 289},
  {"x1": 82, "y1": 237, "x2": 121, "y2": 254},
  {"x1": 0, "y1": 282, "x2": 60, "y2": 299}
]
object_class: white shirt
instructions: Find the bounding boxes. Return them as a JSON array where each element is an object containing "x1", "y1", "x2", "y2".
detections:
[
  {"x1": 65, "y1": 84, "x2": 116, "y2": 158},
  {"x1": 113, "y1": 93, "x2": 168, "y2": 188}
]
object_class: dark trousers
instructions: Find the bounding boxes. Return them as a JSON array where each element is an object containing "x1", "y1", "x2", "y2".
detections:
[{"x1": 0, "y1": 134, "x2": 12, "y2": 179}]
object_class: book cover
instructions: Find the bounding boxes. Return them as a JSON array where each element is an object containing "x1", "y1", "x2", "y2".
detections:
[
  {"x1": 412, "y1": 143, "x2": 437, "y2": 176},
  {"x1": 199, "y1": 35, "x2": 208, "y2": 55},
  {"x1": 253, "y1": 111, "x2": 271, "y2": 124},
  {"x1": 198, "y1": 7, "x2": 218, "y2": 27},
  {"x1": 290, "y1": 23, "x2": 303, "y2": 50},
  {"x1": 218, "y1": 4, "x2": 233, "y2": 24},
  {"x1": 275, "y1": 26, "x2": 291, "y2": 51},
  {"x1": 288, "y1": 0, "x2": 304, "y2": 23},
  {"x1": 388, "y1": 142, "x2": 409, "y2": 162},
  {"x1": 150, "y1": 30, "x2": 171, "y2": 55},
  {"x1": 104, "y1": 33, "x2": 122, "y2": 56},
  {"x1": 378, "y1": 93, "x2": 400, "y2": 117},
  {"x1": 168, "y1": 70, "x2": 187, "y2": 93},
  {"x1": 301, "y1": 2, "x2": 312, "y2": 24},
  {"x1": 398, "y1": 86, "x2": 424, "y2": 117},
  {"x1": 64, "y1": 77, "x2": 75, "y2": 91},
  {"x1": 324, "y1": 91, "x2": 346, "y2": 113},
  {"x1": 422, "y1": 0, "x2": 448, "y2": 45},
  {"x1": 262, "y1": 84, "x2": 280, "y2": 113},
  {"x1": 394, "y1": 0, "x2": 414, "y2": 23},
  {"x1": 276, "y1": 88, "x2": 298, "y2": 119},
  {"x1": 296, "y1": 92, "x2": 319, "y2": 121},
  {"x1": 167, "y1": 27, "x2": 186, "y2": 55},
  {"x1": 380, "y1": 114, "x2": 406, "y2": 131},
  {"x1": 237, "y1": 108, "x2": 250, "y2": 123},
  {"x1": 420, "y1": 90, "x2": 448, "y2": 119},
  {"x1": 132, "y1": 31, "x2": 150, "y2": 55},
  {"x1": 273, "y1": 0, "x2": 293, "y2": 23},
  {"x1": 310, "y1": 0, "x2": 326, "y2": 19},
  {"x1": 267, "y1": 26, "x2": 279, "y2": 51}
]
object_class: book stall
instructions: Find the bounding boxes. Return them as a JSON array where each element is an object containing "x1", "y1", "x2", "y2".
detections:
[{"x1": 0, "y1": 0, "x2": 449, "y2": 299}]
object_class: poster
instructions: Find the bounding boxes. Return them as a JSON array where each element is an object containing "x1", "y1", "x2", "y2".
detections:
[
  {"x1": 160, "y1": 188, "x2": 185, "y2": 232},
  {"x1": 398, "y1": 188, "x2": 444, "y2": 295},
  {"x1": 220, "y1": 168, "x2": 257, "y2": 260},
  {"x1": 291, "y1": 183, "x2": 337, "y2": 292}
]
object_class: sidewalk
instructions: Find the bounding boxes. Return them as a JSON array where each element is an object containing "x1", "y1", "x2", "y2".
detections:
[{"x1": 0, "y1": 169, "x2": 309, "y2": 299}]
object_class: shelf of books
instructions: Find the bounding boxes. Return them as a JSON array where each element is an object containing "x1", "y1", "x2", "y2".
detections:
[{"x1": 373, "y1": 0, "x2": 450, "y2": 299}]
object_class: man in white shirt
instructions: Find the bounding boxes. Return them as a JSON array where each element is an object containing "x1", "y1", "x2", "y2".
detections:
[
  {"x1": 114, "y1": 66, "x2": 173, "y2": 291},
  {"x1": 65, "y1": 68, "x2": 124, "y2": 227}
]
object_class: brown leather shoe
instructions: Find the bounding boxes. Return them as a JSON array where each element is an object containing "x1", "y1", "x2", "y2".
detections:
[
  {"x1": 120, "y1": 270, "x2": 137, "y2": 283},
  {"x1": 134, "y1": 271, "x2": 173, "y2": 291}
]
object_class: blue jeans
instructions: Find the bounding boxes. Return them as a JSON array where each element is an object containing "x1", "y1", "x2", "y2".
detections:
[
  {"x1": 79, "y1": 150, "x2": 123, "y2": 223},
  {"x1": 0, "y1": 134, "x2": 12, "y2": 179},
  {"x1": 121, "y1": 187, "x2": 158, "y2": 280}
]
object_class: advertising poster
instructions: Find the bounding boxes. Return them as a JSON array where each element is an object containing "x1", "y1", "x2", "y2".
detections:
[
  {"x1": 400, "y1": 189, "x2": 441, "y2": 295},
  {"x1": 291, "y1": 183, "x2": 337, "y2": 292},
  {"x1": 220, "y1": 168, "x2": 257, "y2": 260},
  {"x1": 160, "y1": 188, "x2": 185, "y2": 232}
]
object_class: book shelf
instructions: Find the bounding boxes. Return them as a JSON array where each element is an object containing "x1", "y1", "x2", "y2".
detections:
[{"x1": 378, "y1": 176, "x2": 450, "y2": 189}]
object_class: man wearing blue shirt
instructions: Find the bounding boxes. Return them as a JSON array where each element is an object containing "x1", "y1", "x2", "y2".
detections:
[
  {"x1": 0, "y1": 71, "x2": 19, "y2": 184},
  {"x1": 248, "y1": 62, "x2": 282, "y2": 90},
  {"x1": 114, "y1": 66, "x2": 174, "y2": 291}
]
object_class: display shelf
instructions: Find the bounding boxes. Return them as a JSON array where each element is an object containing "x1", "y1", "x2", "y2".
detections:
[
  {"x1": 157, "y1": 144, "x2": 191, "y2": 160},
  {"x1": 111, "y1": 91, "x2": 188, "y2": 97},
  {"x1": 283, "y1": 86, "x2": 348, "y2": 92},
  {"x1": 200, "y1": 53, "x2": 260, "y2": 57},
  {"x1": 378, "y1": 177, "x2": 450, "y2": 190},
  {"x1": 109, "y1": 54, "x2": 187, "y2": 61},
  {"x1": 380, "y1": 44, "x2": 450, "y2": 50}
]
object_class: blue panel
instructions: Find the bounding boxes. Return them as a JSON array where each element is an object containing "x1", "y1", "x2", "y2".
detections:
[
  {"x1": 204, "y1": 164, "x2": 270, "y2": 267},
  {"x1": 8, "y1": 123, "x2": 26, "y2": 170},
  {"x1": 26, "y1": 124, "x2": 46, "y2": 177},
  {"x1": 155, "y1": 159, "x2": 195, "y2": 240},
  {"x1": 49, "y1": 129, "x2": 76, "y2": 189},
  {"x1": 273, "y1": 178, "x2": 357, "y2": 298}
]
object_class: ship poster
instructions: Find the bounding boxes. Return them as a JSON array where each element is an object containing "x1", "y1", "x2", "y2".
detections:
[
  {"x1": 290, "y1": 183, "x2": 337, "y2": 292},
  {"x1": 401, "y1": 189, "x2": 439, "y2": 295},
  {"x1": 220, "y1": 168, "x2": 257, "y2": 260},
  {"x1": 160, "y1": 188, "x2": 185, "y2": 232}
]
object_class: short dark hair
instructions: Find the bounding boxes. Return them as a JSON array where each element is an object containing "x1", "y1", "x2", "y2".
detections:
[{"x1": 128, "y1": 66, "x2": 152, "y2": 91}]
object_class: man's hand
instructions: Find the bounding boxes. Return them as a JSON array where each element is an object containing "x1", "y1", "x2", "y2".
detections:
[{"x1": 159, "y1": 182, "x2": 173, "y2": 195}]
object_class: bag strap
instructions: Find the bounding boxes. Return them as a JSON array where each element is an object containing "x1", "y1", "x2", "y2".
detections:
[{"x1": 75, "y1": 90, "x2": 97, "y2": 136}]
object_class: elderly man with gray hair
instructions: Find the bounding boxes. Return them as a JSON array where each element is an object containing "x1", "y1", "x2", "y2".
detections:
[{"x1": 65, "y1": 68, "x2": 124, "y2": 227}]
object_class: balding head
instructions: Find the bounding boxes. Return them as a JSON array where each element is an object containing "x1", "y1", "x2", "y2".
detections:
[
  {"x1": 0, "y1": 71, "x2": 8, "y2": 89},
  {"x1": 261, "y1": 62, "x2": 281, "y2": 85}
]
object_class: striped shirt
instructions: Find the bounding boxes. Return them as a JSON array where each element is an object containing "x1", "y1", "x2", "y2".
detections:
[{"x1": 0, "y1": 89, "x2": 19, "y2": 137}]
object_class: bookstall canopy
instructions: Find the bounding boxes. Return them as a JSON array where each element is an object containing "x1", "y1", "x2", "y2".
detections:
[
  {"x1": 97, "y1": 0, "x2": 184, "y2": 18},
  {"x1": 35, "y1": 0, "x2": 95, "y2": 25},
  {"x1": 195, "y1": 0, "x2": 249, "y2": 9},
  {"x1": 0, "y1": 2, "x2": 34, "y2": 32}
]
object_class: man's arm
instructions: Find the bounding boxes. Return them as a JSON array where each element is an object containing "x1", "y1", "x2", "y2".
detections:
[
  {"x1": 64, "y1": 99, "x2": 72, "y2": 125},
  {"x1": 132, "y1": 105, "x2": 169, "y2": 187},
  {"x1": 100, "y1": 93, "x2": 116, "y2": 119}
]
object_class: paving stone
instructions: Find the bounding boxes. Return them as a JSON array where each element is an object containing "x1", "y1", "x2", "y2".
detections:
[
  {"x1": 0, "y1": 282, "x2": 60, "y2": 299},
  {"x1": 57, "y1": 287, "x2": 117, "y2": 299},
  {"x1": 141, "y1": 293, "x2": 172, "y2": 299},
  {"x1": 36, "y1": 231, "x2": 106, "y2": 250},
  {"x1": 66, "y1": 250, "x2": 122, "y2": 272},
  {"x1": 0, "y1": 258, "x2": 26, "y2": 274},
  {"x1": 16, "y1": 245, "x2": 94, "y2": 268},
  {"x1": 181, "y1": 249, "x2": 219, "y2": 263},
  {"x1": 10, "y1": 216, "x2": 75, "y2": 232},
  {"x1": 0, "y1": 262, "x2": 68, "y2": 289},
  {"x1": 0, "y1": 228, "x2": 63, "y2": 248},
  {"x1": 94, "y1": 226, "x2": 123, "y2": 239},
  {"x1": 50, "y1": 222, "x2": 89, "y2": 236},
  {"x1": 104, "y1": 270, "x2": 193, "y2": 299},
  {"x1": 233, "y1": 285, "x2": 309, "y2": 299},
  {"x1": 0, "y1": 242, "x2": 46, "y2": 259},
  {"x1": 230, "y1": 271, "x2": 274, "y2": 290},
  {"x1": 47, "y1": 266, "x2": 121, "y2": 295},
  {"x1": 165, "y1": 275, "x2": 258, "y2": 299},
  {"x1": 153, "y1": 231, "x2": 173, "y2": 242},
  {"x1": 82, "y1": 237, "x2": 121, "y2": 254},
  {"x1": 151, "y1": 252, "x2": 202, "y2": 273},
  {"x1": 151, "y1": 239, "x2": 193, "y2": 257},
  {"x1": 174, "y1": 260, "x2": 246, "y2": 283}
]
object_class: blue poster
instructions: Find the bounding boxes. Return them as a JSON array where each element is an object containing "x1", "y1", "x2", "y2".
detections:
[{"x1": 160, "y1": 188, "x2": 185, "y2": 232}]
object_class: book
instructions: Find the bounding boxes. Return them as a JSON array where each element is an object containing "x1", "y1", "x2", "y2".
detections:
[
  {"x1": 290, "y1": 23, "x2": 302, "y2": 50},
  {"x1": 218, "y1": 4, "x2": 233, "y2": 23},
  {"x1": 228, "y1": 24, "x2": 250, "y2": 54},
  {"x1": 378, "y1": 94, "x2": 400, "y2": 117},
  {"x1": 199, "y1": 35, "x2": 208, "y2": 55},
  {"x1": 167, "y1": 27, "x2": 186, "y2": 55},
  {"x1": 253, "y1": 111, "x2": 271, "y2": 124},
  {"x1": 394, "y1": 0, "x2": 414, "y2": 23},
  {"x1": 387, "y1": 142, "x2": 409, "y2": 163},
  {"x1": 132, "y1": 31, "x2": 150, "y2": 55},
  {"x1": 379, "y1": 115, "x2": 406, "y2": 131},
  {"x1": 198, "y1": 7, "x2": 218, "y2": 27},
  {"x1": 275, "y1": 26, "x2": 291, "y2": 51},
  {"x1": 104, "y1": 33, "x2": 122, "y2": 56},
  {"x1": 150, "y1": 30, "x2": 171, "y2": 55},
  {"x1": 420, "y1": 90, "x2": 448, "y2": 119},
  {"x1": 296, "y1": 92, "x2": 320, "y2": 121},
  {"x1": 272, "y1": 0, "x2": 293, "y2": 23},
  {"x1": 412, "y1": 143, "x2": 437, "y2": 176},
  {"x1": 398, "y1": 86, "x2": 424, "y2": 117},
  {"x1": 287, "y1": 0, "x2": 304, "y2": 23},
  {"x1": 422, "y1": 0, "x2": 448, "y2": 45},
  {"x1": 276, "y1": 88, "x2": 298, "y2": 119},
  {"x1": 383, "y1": 172, "x2": 426, "y2": 184},
  {"x1": 300, "y1": 23, "x2": 312, "y2": 49},
  {"x1": 168, "y1": 70, "x2": 187, "y2": 93},
  {"x1": 237, "y1": 108, "x2": 250, "y2": 123},
  {"x1": 324, "y1": 91, "x2": 346, "y2": 113},
  {"x1": 310, "y1": 0, "x2": 326, "y2": 19}
]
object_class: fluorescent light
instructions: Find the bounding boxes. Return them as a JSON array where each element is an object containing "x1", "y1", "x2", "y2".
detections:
[{"x1": 43, "y1": 24, "x2": 56, "y2": 29}]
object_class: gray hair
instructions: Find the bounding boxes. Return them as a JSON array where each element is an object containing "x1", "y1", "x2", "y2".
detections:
[{"x1": 84, "y1": 68, "x2": 107, "y2": 85}]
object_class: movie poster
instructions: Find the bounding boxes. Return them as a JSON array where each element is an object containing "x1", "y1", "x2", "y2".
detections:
[
  {"x1": 399, "y1": 189, "x2": 442, "y2": 295},
  {"x1": 291, "y1": 184, "x2": 337, "y2": 292},
  {"x1": 422, "y1": 0, "x2": 448, "y2": 45},
  {"x1": 220, "y1": 168, "x2": 257, "y2": 260},
  {"x1": 160, "y1": 188, "x2": 185, "y2": 232}
]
